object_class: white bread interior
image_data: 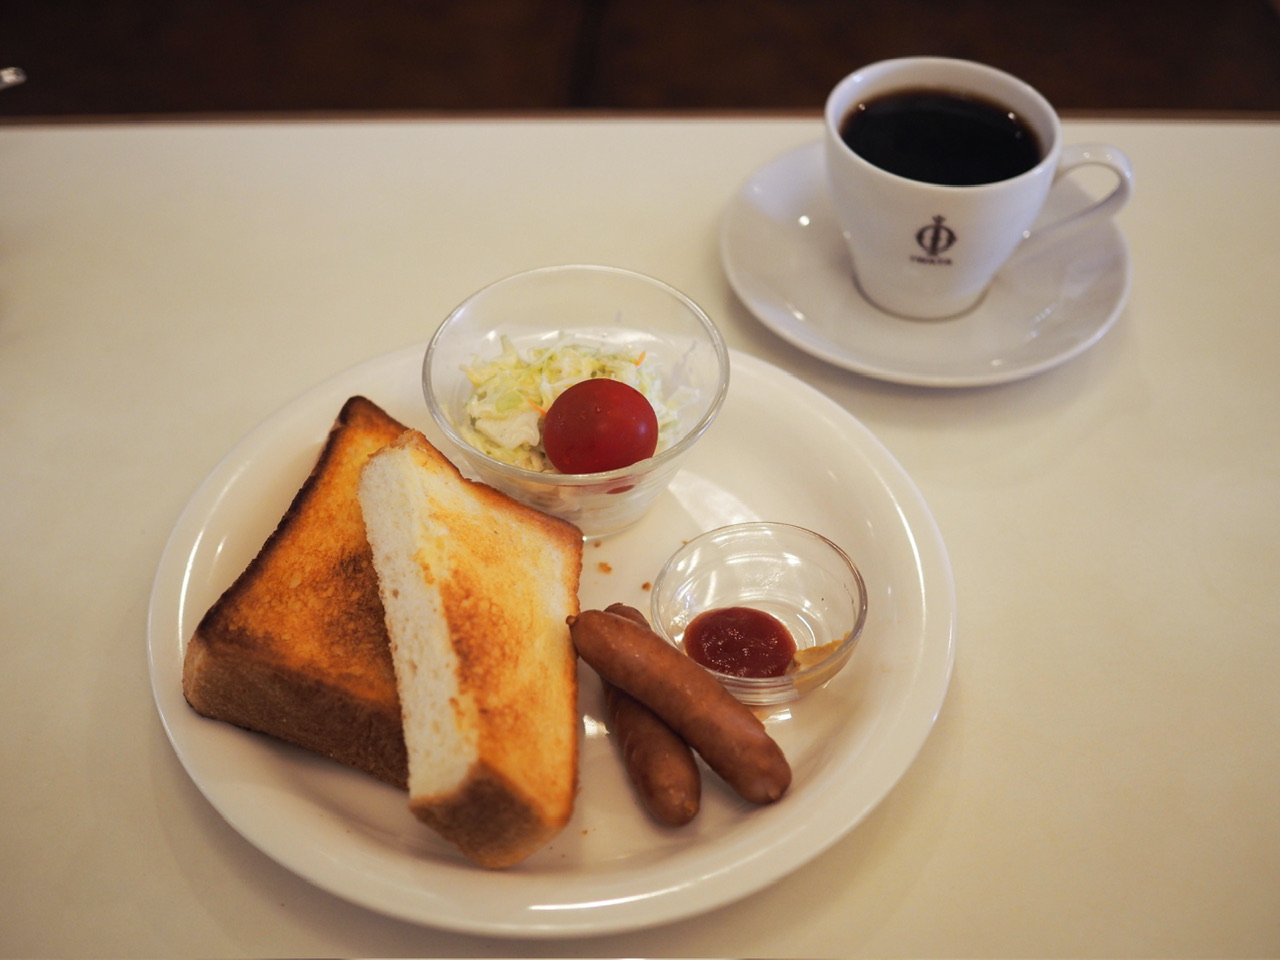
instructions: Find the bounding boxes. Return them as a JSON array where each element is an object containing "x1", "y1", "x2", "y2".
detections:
[{"x1": 357, "y1": 429, "x2": 582, "y2": 868}]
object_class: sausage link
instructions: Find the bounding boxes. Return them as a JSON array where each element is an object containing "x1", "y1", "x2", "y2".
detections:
[
  {"x1": 603, "y1": 680, "x2": 701, "y2": 826},
  {"x1": 600, "y1": 604, "x2": 701, "y2": 826},
  {"x1": 602, "y1": 601, "x2": 650, "y2": 631},
  {"x1": 570, "y1": 607, "x2": 791, "y2": 804}
]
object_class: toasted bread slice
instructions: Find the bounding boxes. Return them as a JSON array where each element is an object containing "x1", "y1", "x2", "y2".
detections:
[
  {"x1": 183, "y1": 396, "x2": 409, "y2": 788},
  {"x1": 358, "y1": 429, "x2": 583, "y2": 868}
]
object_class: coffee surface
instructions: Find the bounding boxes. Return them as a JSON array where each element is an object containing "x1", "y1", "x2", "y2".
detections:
[{"x1": 841, "y1": 88, "x2": 1042, "y2": 186}]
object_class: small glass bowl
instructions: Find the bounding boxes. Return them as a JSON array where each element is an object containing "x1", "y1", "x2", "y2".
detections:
[
  {"x1": 423, "y1": 264, "x2": 729, "y2": 539},
  {"x1": 650, "y1": 522, "x2": 869, "y2": 706}
]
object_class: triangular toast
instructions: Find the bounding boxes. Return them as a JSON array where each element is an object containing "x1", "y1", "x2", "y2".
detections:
[
  {"x1": 183, "y1": 396, "x2": 410, "y2": 787},
  {"x1": 358, "y1": 429, "x2": 583, "y2": 868}
]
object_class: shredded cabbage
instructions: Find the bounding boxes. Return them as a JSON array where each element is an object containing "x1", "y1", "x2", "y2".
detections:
[{"x1": 460, "y1": 337, "x2": 685, "y2": 472}]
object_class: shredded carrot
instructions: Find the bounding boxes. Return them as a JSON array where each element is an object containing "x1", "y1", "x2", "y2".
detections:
[
  {"x1": 526, "y1": 397, "x2": 547, "y2": 415},
  {"x1": 634, "y1": 351, "x2": 647, "y2": 365}
]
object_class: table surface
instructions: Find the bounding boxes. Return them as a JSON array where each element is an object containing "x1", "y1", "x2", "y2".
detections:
[{"x1": 2, "y1": 115, "x2": 1277, "y2": 959}]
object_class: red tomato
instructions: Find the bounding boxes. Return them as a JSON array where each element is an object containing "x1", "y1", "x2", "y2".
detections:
[{"x1": 543, "y1": 378, "x2": 659, "y2": 474}]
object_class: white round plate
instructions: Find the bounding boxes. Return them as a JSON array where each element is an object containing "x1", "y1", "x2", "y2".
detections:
[
  {"x1": 148, "y1": 344, "x2": 955, "y2": 938},
  {"x1": 721, "y1": 141, "x2": 1132, "y2": 387}
]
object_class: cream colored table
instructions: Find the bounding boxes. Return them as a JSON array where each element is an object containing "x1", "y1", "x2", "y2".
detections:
[{"x1": 2, "y1": 116, "x2": 1277, "y2": 958}]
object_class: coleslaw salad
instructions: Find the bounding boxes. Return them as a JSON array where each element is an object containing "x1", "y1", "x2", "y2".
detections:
[{"x1": 460, "y1": 337, "x2": 686, "y2": 472}]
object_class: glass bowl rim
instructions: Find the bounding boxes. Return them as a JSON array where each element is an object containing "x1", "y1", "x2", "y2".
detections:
[{"x1": 650, "y1": 520, "x2": 870, "y2": 689}]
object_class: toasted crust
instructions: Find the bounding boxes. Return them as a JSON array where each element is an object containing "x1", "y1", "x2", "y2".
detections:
[
  {"x1": 359, "y1": 430, "x2": 583, "y2": 868},
  {"x1": 182, "y1": 396, "x2": 410, "y2": 788}
]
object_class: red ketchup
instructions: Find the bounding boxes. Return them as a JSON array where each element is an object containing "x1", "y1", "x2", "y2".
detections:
[{"x1": 683, "y1": 606, "x2": 797, "y2": 678}]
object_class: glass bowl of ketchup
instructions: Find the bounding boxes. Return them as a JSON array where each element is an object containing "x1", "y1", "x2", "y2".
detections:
[{"x1": 650, "y1": 522, "x2": 868, "y2": 706}]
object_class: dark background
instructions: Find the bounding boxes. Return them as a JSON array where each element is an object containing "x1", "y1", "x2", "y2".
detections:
[{"x1": 2, "y1": 0, "x2": 1279, "y2": 118}]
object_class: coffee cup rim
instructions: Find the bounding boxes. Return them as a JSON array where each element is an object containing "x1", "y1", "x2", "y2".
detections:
[{"x1": 824, "y1": 56, "x2": 1062, "y2": 189}]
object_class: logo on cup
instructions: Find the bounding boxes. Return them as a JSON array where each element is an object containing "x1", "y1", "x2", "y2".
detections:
[{"x1": 913, "y1": 215, "x2": 956, "y2": 264}]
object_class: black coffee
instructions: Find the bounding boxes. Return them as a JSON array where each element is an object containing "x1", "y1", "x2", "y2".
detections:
[{"x1": 840, "y1": 88, "x2": 1042, "y2": 186}]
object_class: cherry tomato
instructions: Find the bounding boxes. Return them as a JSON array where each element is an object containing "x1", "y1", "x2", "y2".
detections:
[{"x1": 542, "y1": 378, "x2": 659, "y2": 474}]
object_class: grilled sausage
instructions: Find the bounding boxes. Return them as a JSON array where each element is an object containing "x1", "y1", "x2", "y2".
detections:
[
  {"x1": 569, "y1": 607, "x2": 791, "y2": 805},
  {"x1": 601, "y1": 601, "x2": 651, "y2": 632},
  {"x1": 598, "y1": 604, "x2": 701, "y2": 826},
  {"x1": 603, "y1": 680, "x2": 701, "y2": 826}
]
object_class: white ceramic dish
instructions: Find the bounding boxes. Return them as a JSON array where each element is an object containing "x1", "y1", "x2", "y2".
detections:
[
  {"x1": 720, "y1": 140, "x2": 1132, "y2": 387},
  {"x1": 148, "y1": 344, "x2": 956, "y2": 938}
]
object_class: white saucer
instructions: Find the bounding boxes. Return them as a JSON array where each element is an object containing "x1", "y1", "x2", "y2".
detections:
[{"x1": 720, "y1": 141, "x2": 1132, "y2": 387}]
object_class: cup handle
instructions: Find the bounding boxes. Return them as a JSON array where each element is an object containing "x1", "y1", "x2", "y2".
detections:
[{"x1": 1022, "y1": 143, "x2": 1134, "y2": 254}]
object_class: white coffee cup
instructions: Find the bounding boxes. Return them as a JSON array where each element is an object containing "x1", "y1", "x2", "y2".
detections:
[{"x1": 824, "y1": 57, "x2": 1133, "y2": 320}]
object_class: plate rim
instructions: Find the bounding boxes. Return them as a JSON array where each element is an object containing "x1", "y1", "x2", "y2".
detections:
[
  {"x1": 720, "y1": 139, "x2": 1133, "y2": 388},
  {"x1": 147, "y1": 344, "x2": 956, "y2": 937}
]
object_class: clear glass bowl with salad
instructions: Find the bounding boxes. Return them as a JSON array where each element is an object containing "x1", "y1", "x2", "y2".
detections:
[{"x1": 423, "y1": 264, "x2": 730, "y2": 538}]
